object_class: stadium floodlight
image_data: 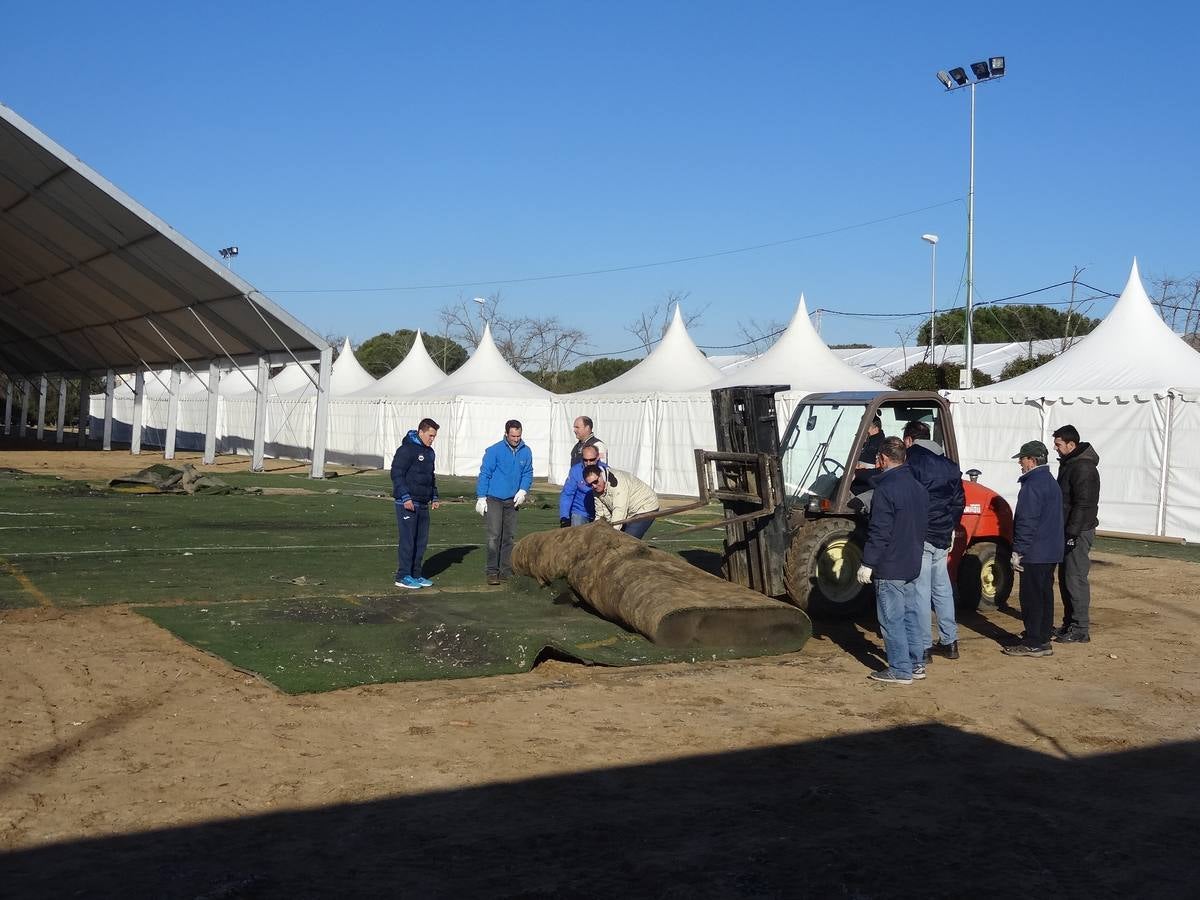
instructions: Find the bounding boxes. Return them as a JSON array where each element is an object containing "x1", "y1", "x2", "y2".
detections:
[
  {"x1": 933, "y1": 55, "x2": 1007, "y2": 385},
  {"x1": 219, "y1": 246, "x2": 239, "y2": 260}
]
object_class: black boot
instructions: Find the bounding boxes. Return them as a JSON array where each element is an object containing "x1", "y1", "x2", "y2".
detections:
[{"x1": 931, "y1": 640, "x2": 960, "y2": 659}]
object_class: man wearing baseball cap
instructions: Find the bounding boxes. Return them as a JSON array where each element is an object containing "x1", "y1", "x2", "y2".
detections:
[{"x1": 1004, "y1": 440, "x2": 1064, "y2": 658}]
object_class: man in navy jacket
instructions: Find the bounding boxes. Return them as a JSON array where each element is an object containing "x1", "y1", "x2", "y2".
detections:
[
  {"x1": 558, "y1": 443, "x2": 605, "y2": 527},
  {"x1": 1004, "y1": 440, "x2": 1064, "y2": 657},
  {"x1": 856, "y1": 436, "x2": 929, "y2": 685},
  {"x1": 390, "y1": 418, "x2": 440, "y2": 589},
  {"x1": 476, "y1": 419, "x2": 534, "y2": 585},
  {"x1": 903, "y1": 421, "x2": 966, "y2": 661}
]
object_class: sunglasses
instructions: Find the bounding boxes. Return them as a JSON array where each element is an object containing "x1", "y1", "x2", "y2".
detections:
[{"x1": 585, "y1": 479, "x2": 600, "y2": 487}]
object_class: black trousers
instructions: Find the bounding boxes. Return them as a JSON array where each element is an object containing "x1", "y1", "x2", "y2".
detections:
[
  {"x1": 1019, "y1": 561, "x2": 1056, "y2": 647},
  {"x1": 1059, "y1": 529, "x2": 1094, "y2": 632}
]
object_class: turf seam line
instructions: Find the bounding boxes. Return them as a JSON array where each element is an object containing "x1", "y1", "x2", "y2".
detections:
[{"x1": 0, "y1": 556, "x2": 54, "y2": 608}]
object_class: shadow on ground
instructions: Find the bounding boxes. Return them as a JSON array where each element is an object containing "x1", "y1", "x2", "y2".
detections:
[{"x1": 2, "y1": 725, "x2": 1195, "y2": 898}]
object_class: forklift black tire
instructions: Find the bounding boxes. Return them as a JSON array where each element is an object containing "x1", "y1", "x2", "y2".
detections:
[
  {"x1": 956, "y1": 539, "x2": 1013, "y2": 611},
  {"x1": 783, "y1": 518, "x2": 873, "y2": 617}
]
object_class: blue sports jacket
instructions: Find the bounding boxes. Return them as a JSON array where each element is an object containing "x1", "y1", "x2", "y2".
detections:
[
  {"x1": 1013, "y1": 464, "x2": 1064, "y2": 564},
  {"x1": 390, "y1": 430, "x2": 437, "y2": 504},
  {"x1": 558, "y1": 460, "x2": 605, "y2": 519},
  {"x1": 861, "y1": 464, "x2": 928, "y2": 582},
  {"x1": 477, "y1": 438, "x2": 534, "y2": 500}
]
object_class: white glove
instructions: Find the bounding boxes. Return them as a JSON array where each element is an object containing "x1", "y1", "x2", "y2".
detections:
[
  {"x1": 1011, "y1": 552, "x2": 1023, "y2": 572},
  {"x1": 856, "y1": 564, "x2": 873, "y2": 585},
  {"x1": 514, "y1": 489, "x2": 527, "y2": 507},
  {"x1": 475, "y1": 497, "x2": 488, "y2": 517}
]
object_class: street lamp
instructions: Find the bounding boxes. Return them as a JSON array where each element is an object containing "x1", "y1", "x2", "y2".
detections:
[
  {"x1": 219, "y1": 246, "x2": 239, "y2": 269},
  {"x1": 472, "y1": 297, "x2": 488, "y2": 338},
  {"x1": 935, "y1": 55, "x2": 1006, "y2": 388},
  {"x1": 921, "y1": 234, "x2": 938, "y2": 359}
]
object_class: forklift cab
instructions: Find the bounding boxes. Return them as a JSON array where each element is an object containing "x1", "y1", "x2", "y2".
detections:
[{"x1": 779, "y1": 391, "x2": 959, "y2": 516}]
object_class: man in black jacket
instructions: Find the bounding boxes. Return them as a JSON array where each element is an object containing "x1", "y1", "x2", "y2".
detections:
[
  {"x1": 856, "y1": 436, "x2": 929, "y2": 685},
  {"x1": 1052, "y1": 424, "x2": 1100, "y2": 642},
  {"x1": 391, "y1": 418, "x2": 441, "y2": 589},
  {"x1": 903, "y1": 421, "x2": 966, "y2": 660},
  {"x1": 1005, "y1": 440, "x2": 1064, "y2": 657}
]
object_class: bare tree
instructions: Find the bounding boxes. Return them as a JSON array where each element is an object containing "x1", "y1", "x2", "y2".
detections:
[
  {"x1": 1149, "y1": 272, "x2": 1200, "y2": 340},
  {"x1": 735, "y1": 317, "x2": 787, "y2": 355},
  {"x1": 625, "y1": 291, "x2": 706, "y2": 354}
]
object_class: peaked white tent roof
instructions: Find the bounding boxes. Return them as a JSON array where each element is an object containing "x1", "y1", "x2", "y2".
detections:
[
  {"x1": 979, "y1": 260, "x2": 1200, "y2": 399},
  {"x1": 425, "y1": 323, "x2": 550, "y2": 398},
  {"x1": 579, "y1": 305, "x2": 720, "y2": 395},
  {"x1": 326, "y1": 338, "x2": 377, "y2": 396},
  {"x1": 268, "y1": 361, "x2": 319, "y2": 394},
  {"x1": 712, "y1": 295, "x2": 884, "y2": 390},
  {"x1": 351, "y1": 330, "x2": 445, "y2": 397}
]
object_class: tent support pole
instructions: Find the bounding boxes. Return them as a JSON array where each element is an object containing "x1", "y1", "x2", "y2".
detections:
[
  {"x1": 20, "y1": 379, "x2": 31, "y2": 437},
  {"x1": 1156, "y1": 392, "x2": 1174, "y2": 537},
  {"x1": 203, "y1": 359, "x2": 221, "y2": 465},
  {"x1": 130, "y1": 370, "x2": 145, "y2": 455},
  {"x1": 102, "y1": 369, "x2": 115, "y2": 450},
  {"x1": 55, "y1": 376, "x2": 67, "y2": 444},
  {"x1": 36, "y1": 374, "x2": 48, "y2": 440},
  {"x1": 3, "y1": 380, "x2": 11, "y2": 435},
  {"x1": 77, "y1": 374, "x2": 90, "y2": 447},
  {"x1": 251, "y1": 355, "x2": 268, "y2": 472},
  {"x1": 164, "y1": 366, "x2": 180, "y2": 460},
  {"x1": 310, "y1": 346, "x2": 332, "y2": 479}
]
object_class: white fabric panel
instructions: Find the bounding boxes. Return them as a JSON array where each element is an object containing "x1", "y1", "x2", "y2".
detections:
[
  {"x1": 1043, "y1": 396, "x2": 1164, "y2": 536},
  {"x1": 654, "y1": 394, "x2": 716, "y2": 496},
  {"x1": 1164, "y1": 396, "x2": 1200, "y2": 541},
  {"x1": 324, "y1": 399, "x2": 385, "y2": 469},
  {"x1": 380, "y1": 399, "x2": 457, "y2": 474},
  {"x1": 945, "y1": 394, "x2": 1045, "y2": 514},
  {"x1": 447, "y1": 397, "x2": 552, "y2": 479}
]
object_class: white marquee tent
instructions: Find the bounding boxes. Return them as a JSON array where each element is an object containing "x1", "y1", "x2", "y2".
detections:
[{"x1": 948, "y1": 260, "x2": 1200, "y2": 541}]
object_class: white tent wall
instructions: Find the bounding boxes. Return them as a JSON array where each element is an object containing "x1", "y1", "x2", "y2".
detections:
[
  {"x1": 445, "y1": 397, "x2": 552, "y2": 478},
  {"x1": 382, "y1": 399, "x2": 458, "y2": 475},
  {"x1": 653, "y1": 393, "x2": 717, "y2": 495},
  {"x1": 547, "y1": 395, "x2": 658, "y2": 487},
  {"x1": 1164, "y1": 395, "x2": 1200, "y2": 540},
  {"x1": 944, "y1": 393, "x2": 1045, "y2": 514}
]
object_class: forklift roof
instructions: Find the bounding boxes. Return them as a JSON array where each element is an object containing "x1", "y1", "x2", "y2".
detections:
[{"x1": 799, "y1": 391, "x2": 890, "y2": 405}]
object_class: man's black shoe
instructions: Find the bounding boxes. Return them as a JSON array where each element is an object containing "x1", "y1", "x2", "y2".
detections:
[
  {"x1": 1053, "y1": 624, "x2": 1072, "y2": 639},
  {"x1": 923, "y1": 647, "x2": 933, "y2": 664},
  {"x1": 931, "y1": 641, "x2": 960, "y2": 659},
  {"x1": 1053, "y1": 629, "x2": 1090, "y2": 643}
]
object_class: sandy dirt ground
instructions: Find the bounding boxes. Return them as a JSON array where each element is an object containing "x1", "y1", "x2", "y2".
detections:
[{"x1": 2, "y1": 448, "x2": 1199, "y2": 897}]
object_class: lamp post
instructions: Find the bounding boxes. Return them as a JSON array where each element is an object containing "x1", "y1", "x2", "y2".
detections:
[
  {"x1": 472, "y1": 297, "x2": 488, "y2": 343},
  {"x1": 935, "y1": 56, "x2": 1005, "y2": 388},
  {"x1": 921, "y1": 234, "x2": 939, "y2": 360},
  {"x1": 219, "y1": 245, "x2": 239, "y2": 269}
]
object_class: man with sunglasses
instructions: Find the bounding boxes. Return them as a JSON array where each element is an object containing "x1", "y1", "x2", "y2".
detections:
[
  {"x1": 582, "y1": 464, "x2": 659, "y2": 539},
  {"x1": 559, "y1": 445, "x2": 606, "y2": 527}
]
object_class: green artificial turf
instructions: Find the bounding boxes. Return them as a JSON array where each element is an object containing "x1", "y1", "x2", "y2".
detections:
[{"x1": 134, "y1": 577, "x2": 800, "y2": 693}]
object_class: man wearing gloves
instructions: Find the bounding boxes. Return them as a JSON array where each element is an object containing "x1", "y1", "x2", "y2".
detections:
[
  {"x1": 476, "y1": 420, "x2": 534, "y2": 585},
  {"x1": 1005, "y1": 440, "x2": 1064, "y2": 658},
  {"x1": 856, "y1": 436, "x2": 929, "y2": 685},
  {"x1": 559, "y1": 444, "x2": 605, "y2": 528},
  {"x1": 583, "y1": 464, "x2": 660, "y2": 539},
  {"x1": 390, "y1": 418, "x2": 440, "y2": 590}
]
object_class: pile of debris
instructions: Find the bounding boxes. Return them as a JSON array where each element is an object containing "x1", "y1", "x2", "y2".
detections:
[{"x1": 108, "y1": 463, "x2": 255, "y2": 496}]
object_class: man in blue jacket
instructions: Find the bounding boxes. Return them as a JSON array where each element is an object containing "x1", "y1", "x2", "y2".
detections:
[
  {"x1": 856, "y1": 436, "x2": 930, "y2": 685},
  {"x1": 390, "y1": 418, "x2": 440, "y2": 590},
  {"x1": 1004, "y1": 440, "x2": 1064, "y2": 657},
  {"x1": 558, "y1": 443, "x2": 605, "y2": 527},
  {"x1": 903, "y1": 421, "x2": 966, "y2": 661},
  {"x1": 477, "y1": 419, "x2": 534, "y2": 585}
]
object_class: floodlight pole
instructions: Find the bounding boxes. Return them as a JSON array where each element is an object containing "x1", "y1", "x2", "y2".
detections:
[{"x1": 965, "y1": 81, "x2": 976, "y2": 384}]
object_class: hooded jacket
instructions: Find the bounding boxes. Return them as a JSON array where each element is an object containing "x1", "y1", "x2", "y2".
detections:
[
  {"x1": 592, "y1": 467, "x2": 659, "y2": 527},
  {"x1": 390, "y1": 430, "x2": 437, "y2": 504},
  {"x1": 1057, "y1": 442, "x2": 1100, "y2": 536},
  {"x1": 1013, "y1": 464, "x2": 1064, "y2": 564},
  {"x1": 477, "y1": 437, "x2": 534, "y2": 501},
  {"x1": 905, "y1": 440, "x2": 966, "y2": 549}
]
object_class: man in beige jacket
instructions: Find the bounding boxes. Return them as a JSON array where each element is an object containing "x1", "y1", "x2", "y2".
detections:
[{"x1": 582, "y1": 464, "x2": 660, "y2": 539}]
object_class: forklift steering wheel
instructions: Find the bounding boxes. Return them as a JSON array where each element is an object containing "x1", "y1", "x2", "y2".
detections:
[{"x1": 821, "y1": 457, "x2": 845, "y2": 479}]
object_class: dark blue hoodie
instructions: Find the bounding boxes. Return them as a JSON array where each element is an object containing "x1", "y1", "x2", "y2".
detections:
[{"x1": 391, "y1": 430, "x2": 438, "y2": 504}]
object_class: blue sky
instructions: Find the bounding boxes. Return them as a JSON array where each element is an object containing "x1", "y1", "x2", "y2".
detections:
[{"x1": 3, "y1": 1, "x2": 1196, "y2": 355}]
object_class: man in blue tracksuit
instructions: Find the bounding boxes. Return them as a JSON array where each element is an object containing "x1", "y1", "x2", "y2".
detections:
[
  {"x1": 857, "y1": 436, "x2": 929, "y2": 685},
  {"x1": 558, "y1": 443, "x2": 605, "y2": 527},
  {"x1": 476, "y1": 419, "x2": 534, "y2": 585},
  {"x1": 390, "y1": 418, "x2": 440, "y2": 589},
  {"x1": 1004, "y1": 440, "x2": 1064, "y2": 658},
  {"x1": 903, "y1": 421, "x2": 966, "y2": 661}
]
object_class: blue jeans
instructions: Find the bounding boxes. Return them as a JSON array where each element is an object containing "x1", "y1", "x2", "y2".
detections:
[
  {"x1": 915, "y1": 541, "x2": 957, "y2": 647},
  {"x1": 395, "y1": 501, "x2": 430, "y2": 580},
  {"x1": 623, "y1": 512, "x2": 657, "y2": 540},
  {"x1": 875, "y1": 578, "x2": 923, "y2": 678},
  {"x1": 570, "y1": 512, "x2": 591, "y2": 527}
]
